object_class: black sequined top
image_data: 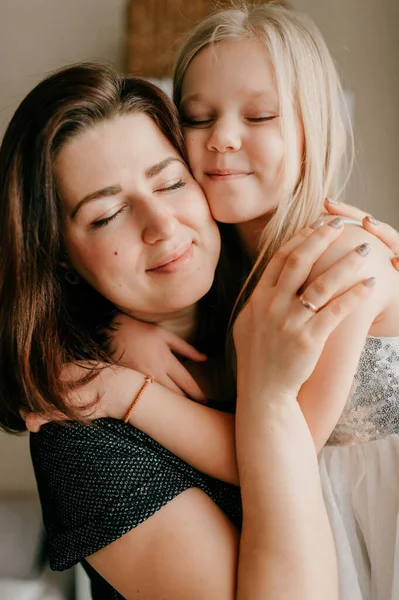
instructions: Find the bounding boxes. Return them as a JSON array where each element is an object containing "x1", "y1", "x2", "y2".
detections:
[{"x1": 30, "y1": 419, "x2": 242, "y2": 599}]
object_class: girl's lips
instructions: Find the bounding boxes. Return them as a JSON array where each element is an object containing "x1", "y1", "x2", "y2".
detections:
[
  {"x1": 205, "y1": 171, "x2": 253, "y2": 181},
  {"x1": 148, "y1": 243, "x2": 193, "y2": 274}
]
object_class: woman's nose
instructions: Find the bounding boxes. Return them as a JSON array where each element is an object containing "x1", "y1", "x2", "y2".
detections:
[
  {"x1": 141, "y1": 204, "x2": 177, "y2": 245},
  {"x1": 206, "y1": 119, "x2": 242, "y2": 153}
]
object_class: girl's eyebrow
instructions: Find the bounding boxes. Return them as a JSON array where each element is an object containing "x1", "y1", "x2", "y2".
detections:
[
  {"x1": 180, "y1": 93, "x2": 204, "y2": 107},
  {"x1": 181, "y1": 90, "x2": 275, "y2": 107}
]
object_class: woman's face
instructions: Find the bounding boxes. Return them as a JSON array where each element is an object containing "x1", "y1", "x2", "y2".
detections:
[
  {"x1": 180, "y1": 38, "x2": 303, "y2": 225},
  {"x1": 55, "y1": 113, "x2": 221, "y2": 321}
]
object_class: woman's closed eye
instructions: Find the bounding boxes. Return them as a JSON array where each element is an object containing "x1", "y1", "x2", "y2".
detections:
[
  {"x1": 91, "y1": 206, "x2": 127, "y2": 229},
  {"x1": 89, "y1": 181, "x2": 186, "y2": 229},
  {"x1": 155, "y1": 179, "x2": 186, "y2": 193}
]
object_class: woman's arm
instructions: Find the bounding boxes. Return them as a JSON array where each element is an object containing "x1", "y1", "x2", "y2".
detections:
[
  {"x1": 85, "y1": 223, "x2": 373, "y2": 599},
  {"x1": 233, "y1": 223, "x2": 376, "y2": 599},
  {"x1": 297, "y1": 223, "x2": 399, "y2": 451}
]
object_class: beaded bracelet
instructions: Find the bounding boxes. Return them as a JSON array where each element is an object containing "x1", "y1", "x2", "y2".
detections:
[{"x1": 123, "y1": 375, "x2": 155, "y2": 424}]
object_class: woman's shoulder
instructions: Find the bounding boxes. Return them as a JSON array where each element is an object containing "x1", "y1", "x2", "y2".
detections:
[{"x1": 30, "y1": 419, "x2": 242, "y2": 571}]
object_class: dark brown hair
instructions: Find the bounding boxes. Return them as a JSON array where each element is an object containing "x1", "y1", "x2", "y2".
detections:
[{"x1": 0, "y1": 63, "x2": 240, "y2": 433}]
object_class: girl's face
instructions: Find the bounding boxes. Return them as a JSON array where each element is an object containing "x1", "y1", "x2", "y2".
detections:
[
  {"x1": 55, "y1": 113, "x2": 221, "y2": 321},
  {"x1": 180, "y1": 38, "x2": 303, "y2": 226}
]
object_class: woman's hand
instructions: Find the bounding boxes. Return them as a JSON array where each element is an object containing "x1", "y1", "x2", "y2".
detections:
[
  {"x1": 111, "y1": 314, "x2": 207, "y2": 402},
  {"x1": 325, "y1": 198, "x2": 399, "y2": 269},
  {"x1": 233, "y1": 221, "x2": 376, "y2": 400}
]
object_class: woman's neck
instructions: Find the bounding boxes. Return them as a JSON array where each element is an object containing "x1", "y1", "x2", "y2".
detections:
[
  {"x1": 158, "y1": 305, "x2": 198, "y2": 342},
  {"x1": 132, "y1": 304, "x2": 198, "y2": 342}
]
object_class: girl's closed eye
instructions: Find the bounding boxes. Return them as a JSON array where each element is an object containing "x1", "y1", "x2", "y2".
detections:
[
  {"x1": 246, "y1": 115, "x2": 279, "y2": 123},
  {"x1": 181, "y1": 115, "x2": 214, "y2": 128}
]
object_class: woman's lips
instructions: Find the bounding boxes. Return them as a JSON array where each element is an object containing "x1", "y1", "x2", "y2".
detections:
[
  {"x1": 147, "y1": 243, "x2": 193, "y2": 274},
  {"x1": 205, "y1": 170, "x2": 253, "y2": 181}
]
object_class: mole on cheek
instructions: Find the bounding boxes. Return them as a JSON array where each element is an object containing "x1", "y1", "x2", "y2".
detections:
[{"x1": 114, "y1": 251, "x2": 118, "y2": 256}]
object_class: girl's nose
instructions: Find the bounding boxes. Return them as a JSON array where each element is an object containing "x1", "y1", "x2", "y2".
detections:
[{"x1": 206, "y1": 119, "x2": 242, "y2": 153}]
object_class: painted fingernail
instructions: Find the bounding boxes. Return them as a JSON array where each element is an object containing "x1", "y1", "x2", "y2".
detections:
[
  {"x1": 328, "y1": 217, "x2": 344, "y2": 228},
  {"x1": 325, "y1": 197, "x2": 339, "y2": 205},
  {"x1": 310, "y1": 218, "x2": 325, "y2": 230},
  {"x1": 392, "y1": 256, "x2": 399, "y2": 269},
  {"x1": 356, "y1": 242, "x2": 371, "y2": 256},
  {"x1": 362, "y1": 277, "x2": 376, "y2": 288},
  {"x1": 365, "y1": 215, "x2": 378, "y2": 226}
]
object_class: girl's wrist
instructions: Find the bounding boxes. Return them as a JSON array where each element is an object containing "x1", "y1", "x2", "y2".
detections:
[{"x1": 97, "y1": 366, "x2": 147, "y2": 421}]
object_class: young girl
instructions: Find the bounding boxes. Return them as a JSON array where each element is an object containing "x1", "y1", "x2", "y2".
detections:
[
  {"x1": 106, "y1": 4, "x2": 399, "y2": 599},
  {"x1": 175, "y1": 5, "x2": 399, "y2": 599},
  {"x1": 23, "y1": 4, "x2": 399, "y2": 598}
]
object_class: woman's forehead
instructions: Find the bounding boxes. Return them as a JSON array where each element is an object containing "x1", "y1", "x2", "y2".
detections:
[{"x1": 54, "y1": 114, "x2": 183, "y2": 206}]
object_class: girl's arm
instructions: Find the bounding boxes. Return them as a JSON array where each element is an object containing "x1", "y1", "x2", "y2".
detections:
[
  {"x1": 109, "y1": 314, "x2": 208, "y2": 402},
  {"x1": 297, "y1": 223, "x2": 399, "y2": 451},
  {"x1": 25, "y1": 224, "x2": 378, "y2": 485}
]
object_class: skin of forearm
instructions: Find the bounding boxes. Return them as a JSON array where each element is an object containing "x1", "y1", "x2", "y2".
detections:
[
  {"x1": 235, "y1": 392, "x2": 338, "y2": 600},
  {"x1": 123, "y1": 372, "x2": 239, "y2": 484}
]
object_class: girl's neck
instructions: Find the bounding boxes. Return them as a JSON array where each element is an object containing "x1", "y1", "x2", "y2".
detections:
[{"x1": 235, "y1": 213, "x2": 273, "y2": 263}]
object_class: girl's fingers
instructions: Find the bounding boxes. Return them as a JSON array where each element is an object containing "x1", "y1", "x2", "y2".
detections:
[
  {"x1": 22, "y1": 409, "x2": 66, "y2": 432},
  {"x1": 166, "y1": 332, "x2": 207, "y2": 362},
  {"x1": 276, "y1": 222, "x2": 345, "y2": 293},
  {"x1": 162, "y1": 376, "x2": 187, "y2": 398},
  {"x1": 295, "y1": 242, "x2": 372, "y2": 317},
  {"x1": 309, "y1": 278, "x2": 376, "y2": 340},
  {"x1": 168, "y1": 360, "x2": 207, "y2": 403}
]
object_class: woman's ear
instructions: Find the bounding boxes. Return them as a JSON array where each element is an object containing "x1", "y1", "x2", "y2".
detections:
[
  {"x1": 59, "y1": 251, "x2": 71, "y2": 270},
  {"x1": 59, "y1": 253, "x2": 80, "y2": 285}
]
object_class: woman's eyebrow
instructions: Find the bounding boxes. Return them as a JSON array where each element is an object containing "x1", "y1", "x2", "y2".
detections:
[
  {"x1": 71, "y1": 185, "x2": 122, "y2": 220},
  {"x1": 145, "y1": 157, "x2": 184, "y2": 178}
]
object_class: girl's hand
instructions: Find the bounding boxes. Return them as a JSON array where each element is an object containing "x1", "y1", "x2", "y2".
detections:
[
  {"x1": 325, "y1": 198, "x2": 399, "y2": 269},
  {"x1": 233, "y1": 221, "x2": 376, "y2": 400},
  {"x1": 24, "y1": 362, "x2": 149, "y2": 432},
  {"x1": 111, "y1": 314, "x2": 207, "y2": 402}
]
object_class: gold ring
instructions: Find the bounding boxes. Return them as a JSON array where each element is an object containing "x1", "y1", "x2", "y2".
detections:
[{"x1": 298, "y1": 293, "x2": 318, "y2": 313}]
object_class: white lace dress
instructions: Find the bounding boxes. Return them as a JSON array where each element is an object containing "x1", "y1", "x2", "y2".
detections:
[{"x1": 319, "y1": 335, "x2": 399, "y2": 600}]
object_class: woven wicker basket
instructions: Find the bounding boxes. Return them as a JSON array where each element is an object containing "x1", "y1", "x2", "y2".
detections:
[{"x1": 126, "y1": 0, "x2": 289, "y2": 78}]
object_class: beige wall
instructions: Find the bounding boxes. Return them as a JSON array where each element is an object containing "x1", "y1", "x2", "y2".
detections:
[
  {"x1": 292, "y1": 0, "x2": 399, "y2": 226},
  {"x1": 0, "y1": 0, "x2": 398, "y2": 493}
]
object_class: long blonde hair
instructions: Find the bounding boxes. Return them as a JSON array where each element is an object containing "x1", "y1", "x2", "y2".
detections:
[{"x1": 173, "y1": 2, "x2": 353, "y2": 321}]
